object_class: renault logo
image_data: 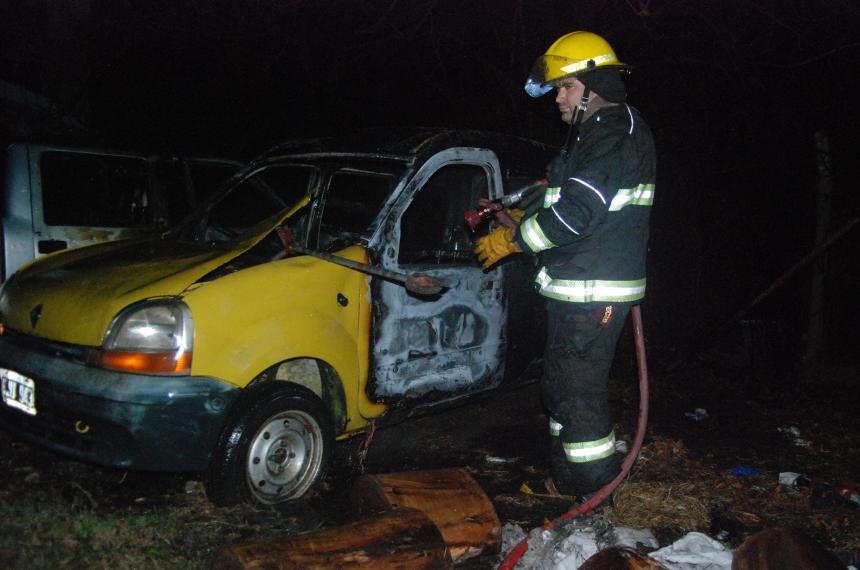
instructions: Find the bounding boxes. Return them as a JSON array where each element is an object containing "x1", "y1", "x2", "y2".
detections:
[{"x1": 29, "y1": 304, "x2": 42, "y2": 329}]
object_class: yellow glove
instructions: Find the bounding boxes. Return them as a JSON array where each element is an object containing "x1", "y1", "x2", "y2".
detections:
[
  {"x1": 489, "y1": 207, "x2": 524, "y2": 228},
  {"x1": 474, "y1": 226, "x2": 520, "y2": 269},
  {"x1": 506, "y1": 208, "x2": 525, "y2": 224}
]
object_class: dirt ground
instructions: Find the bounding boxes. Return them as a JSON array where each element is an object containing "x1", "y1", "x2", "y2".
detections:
[{"x1": 1, "y1": 339, "x2": 859, "y2": 569}]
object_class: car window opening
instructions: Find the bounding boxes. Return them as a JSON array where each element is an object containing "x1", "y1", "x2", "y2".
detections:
[{"x1": 399, "y1": 164, "x2": 489, "y2": 265}]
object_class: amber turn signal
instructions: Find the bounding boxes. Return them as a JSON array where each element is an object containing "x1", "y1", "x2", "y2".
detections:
[{"x1": 96, "y1": 350, "x2": 192, "y2": 375}]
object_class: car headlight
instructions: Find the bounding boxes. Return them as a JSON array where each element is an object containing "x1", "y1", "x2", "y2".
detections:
[{"x1": 96, "y1": 300, "x2": 193, "y2": 375}]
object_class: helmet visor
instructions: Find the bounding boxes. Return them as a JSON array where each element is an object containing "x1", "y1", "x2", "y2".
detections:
[{"x1": 523, "y1": 52, "x2": 620, "y2": 98}]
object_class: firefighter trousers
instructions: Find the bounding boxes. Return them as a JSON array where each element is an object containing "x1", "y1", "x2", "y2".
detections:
[{"x1": 542, "y1": 299, "x2": 630, "y2": 496}]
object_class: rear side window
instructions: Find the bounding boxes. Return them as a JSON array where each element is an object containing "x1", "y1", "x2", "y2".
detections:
[{"x1": 40, "y1": 152, "x2": 151, "y2": 227}]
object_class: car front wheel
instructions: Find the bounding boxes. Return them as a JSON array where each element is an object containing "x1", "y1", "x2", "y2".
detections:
[{"x1": 205, "y1": 383, "x2": 333, "y2": 506}]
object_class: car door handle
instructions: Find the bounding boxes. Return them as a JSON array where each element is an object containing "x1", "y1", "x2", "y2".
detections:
[{"x1": 38, "y1": 240, "x2": 68, "y2": 254}]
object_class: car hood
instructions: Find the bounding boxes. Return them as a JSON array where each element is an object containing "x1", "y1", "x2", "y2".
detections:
[
  {"x1": 0, "y1": 236, "x2": 252, "y2": 346},
  {"x1": 0, "y1": 193, "x2": 315, "y2": 347}
]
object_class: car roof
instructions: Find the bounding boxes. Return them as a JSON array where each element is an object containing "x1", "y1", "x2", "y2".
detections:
[{"x1": 256, "y1": 127, "x2": 556, "y2": 175}]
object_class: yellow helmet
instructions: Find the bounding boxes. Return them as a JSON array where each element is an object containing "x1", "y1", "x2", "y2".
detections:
[{"x1": 525, "y1": 31, "x2": 626, "y2": 98}]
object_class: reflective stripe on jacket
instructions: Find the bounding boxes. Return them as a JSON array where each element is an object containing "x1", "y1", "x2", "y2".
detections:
[
  {"x1": 535, "y1": 268, "x2": 646, "y2": 303},
  {"x1": 514, "y1": 103, "x2": 656, "y2": 303}
]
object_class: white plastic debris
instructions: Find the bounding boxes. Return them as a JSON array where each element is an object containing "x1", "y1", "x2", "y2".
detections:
[
  {"x1": 501, "y1": 521, "x2": 733, "y2": 570},
  {"x1": 484, "y1": 455, "x2": 519, "y2": 464},
  {"x1": 649, "y1": 531, "x2": 734, "y2": 570},
  {"x1": 614, "y1": 440, "x2": 629, "y2": 454},
  {"x1": 500, "y1": 516, "x2": 613, "y2": 570},
  {"x1": 778, "y1": 471, "x2": 810, "y2": 489},
  {"x1": 779, "y1": 471, "x2": 803, "y2": 485},
  {"x1": 613, "y1": 526, "x2": 659, "y2": 550},
  {"x1": 550, "y1": 526, "x2": 601, "y2": 570},
  {"x1": 684, "y1": 408, "x2": 708, "y2": 421},
  {"x1": 501, "y1": 517, "x2": 661, "y2": 570},
  {"x1": 500, "y1": 522, "x2": 527, "y2": 554},
  {"x1": 778, "y1": 426, "x2": 812, "y2": 447}
]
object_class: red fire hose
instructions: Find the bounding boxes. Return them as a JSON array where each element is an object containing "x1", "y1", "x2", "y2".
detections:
[{"x1": 498, "y1": 304, "x2": 650, "y2": 570}]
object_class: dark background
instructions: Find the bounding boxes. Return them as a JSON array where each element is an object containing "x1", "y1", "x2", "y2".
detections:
[{"x1": 2, "y1": 0, "x2": 859, "y2": 374}]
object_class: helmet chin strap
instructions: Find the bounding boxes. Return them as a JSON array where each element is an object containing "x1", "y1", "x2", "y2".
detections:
[
  {"x1": 561, "y1": 87, "x2": 590, "y2": 158},
  {"x1": 560, "y1": 59, "x2": 596, "y2": 158}
]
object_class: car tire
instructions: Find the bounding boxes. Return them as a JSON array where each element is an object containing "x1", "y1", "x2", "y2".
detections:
[{"x1": 205, "y1": 382, "x2": 333, "y2": 506}]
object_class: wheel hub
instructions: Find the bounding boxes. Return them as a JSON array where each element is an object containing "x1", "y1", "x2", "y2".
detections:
[{"x1": 246, "y1": 410, "x2": 323, "y2": 503}]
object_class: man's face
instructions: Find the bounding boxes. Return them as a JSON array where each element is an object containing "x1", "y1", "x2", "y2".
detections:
[{"x1": 554, "y1": 77, "x2": 587, "y2": 124}]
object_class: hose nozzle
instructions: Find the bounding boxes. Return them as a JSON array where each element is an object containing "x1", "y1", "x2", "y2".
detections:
[{"x1": 463, "y1": 178, "x2": 548, "y2": 232}]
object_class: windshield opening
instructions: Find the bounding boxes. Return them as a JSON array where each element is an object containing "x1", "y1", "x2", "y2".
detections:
[
  {"x1": 170, "y1": 157, "x2": 408, "y2": 252},
  {"x1": 173, "y1": 164, "x2": 316, "y2": 243}
]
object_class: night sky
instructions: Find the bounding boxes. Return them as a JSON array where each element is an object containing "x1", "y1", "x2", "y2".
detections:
[{"x1": 2, "y1": 1, "x2": 860, "y2": 364}]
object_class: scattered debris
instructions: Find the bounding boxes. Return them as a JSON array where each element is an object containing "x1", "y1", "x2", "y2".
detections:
[
  {"x1": 778, "y1": 425, "x2": 812, "y2": 447},
  {"x1": 499, "y1": 518, "x2": 732, "y2": 570},
  {"x1": 580, "y1": 547, "x2": 668, "y2": 569},
  {"x1": 649, "y1": 532, "x2": 733, "y2": 569},
  {"x1": 499, "y1": 515, "x2": 614, "y2": 569},
  {"x1": 833, "y1": 481, "x2": 860, "y2": 507},
  {"x1": 1, "y1": 366, "x2": 858, "y2": 569},
  {"x1": 612, "y1": 526, "x2": 660, "y2": 550},
  {"x1": 779, "y1": 471, "x2": 811, "y2": 490},
  {"x1": 732, "y1": 527, "x2": 846, "y2": 570},
  {"x1": 684, "y1": 408, "x2": 708, "y2": 421},
  {"x1": 484, "y1": 455, "x2": 520, "y2": 465}
]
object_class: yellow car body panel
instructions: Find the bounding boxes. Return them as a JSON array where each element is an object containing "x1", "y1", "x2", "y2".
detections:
[
  {"x1": 185, "y1": 245, "x2": 386, "y2": 431},
  {"x1": 0, "y1": 195, "x2": 387, "y2": 432},
  {"x1": 0, "y1": 200, "x2": 309, "y2": 346},
  {"x1": 0, "y1": 238, "x2": 245, "y2": 345}
]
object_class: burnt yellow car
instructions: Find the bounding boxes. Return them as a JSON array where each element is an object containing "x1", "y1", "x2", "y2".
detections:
[{"x1": 0, "y1": 129, "x2": 550, "y2": 505}]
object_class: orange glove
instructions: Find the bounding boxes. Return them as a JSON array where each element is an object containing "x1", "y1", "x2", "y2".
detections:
[{"x1": 474, "y1": 226, "x2": 521, "y2": 269}]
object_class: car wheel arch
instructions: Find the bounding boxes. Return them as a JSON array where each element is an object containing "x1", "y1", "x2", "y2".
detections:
[{"x1": 245, "y1": 357, "x2": 348, "y2": 435}]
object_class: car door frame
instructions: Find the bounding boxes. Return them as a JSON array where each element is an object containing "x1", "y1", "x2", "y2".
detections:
[{"x1": 364, "y1": 147, "x2": 510, "y2": 406}]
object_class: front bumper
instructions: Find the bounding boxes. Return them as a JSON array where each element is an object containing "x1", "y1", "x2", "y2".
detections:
[{"x1": 0, "y1": 331, "x2": 240, "y2": 472}]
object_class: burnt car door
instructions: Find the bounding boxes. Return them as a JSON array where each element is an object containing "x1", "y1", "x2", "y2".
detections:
[{"x1": 368, "y1": 148, "x2": 507, "y2": 403}]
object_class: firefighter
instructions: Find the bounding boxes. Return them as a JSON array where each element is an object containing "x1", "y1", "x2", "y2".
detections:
[{"x1": 475, "y1": 31, "x2": 655, "y2": 498}]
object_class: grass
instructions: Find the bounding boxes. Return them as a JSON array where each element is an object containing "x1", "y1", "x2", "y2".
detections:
[
  {"x1": 0, "y1": 487, "x2": 210, "y2": 570},
  {"x1": 0, "y1": 438, "x2": 336, "y2": 570}
]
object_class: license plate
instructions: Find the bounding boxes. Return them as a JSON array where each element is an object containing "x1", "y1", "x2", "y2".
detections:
[{"x1": 1, "y1": 368, "x2": 37, "y2": 416}]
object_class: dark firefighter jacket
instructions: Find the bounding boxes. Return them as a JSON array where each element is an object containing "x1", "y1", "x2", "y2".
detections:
[{"x1": 513, "y1": 103, "x2": 656, "y2": 303}]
